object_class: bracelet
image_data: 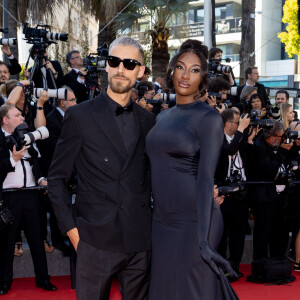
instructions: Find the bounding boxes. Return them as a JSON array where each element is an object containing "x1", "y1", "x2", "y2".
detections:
[
  {"x1": 17, "y1": 82, "x2": 25, "y2": 89},
  {"x1": 37, "y1": 106, "x2": 44, "y2": 110},
  {"x1": 52, "y1": 72, "x2": 58, "y2": 75}
]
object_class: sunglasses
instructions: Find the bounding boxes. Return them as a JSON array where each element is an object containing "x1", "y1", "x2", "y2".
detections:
[{"x1": 106, "y1": 56, "x2": 141, "y2": 70}]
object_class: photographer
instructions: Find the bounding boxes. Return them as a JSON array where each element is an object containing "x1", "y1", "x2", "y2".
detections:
[
  {"x1": 208, "y1": 47, "x2": 234, "y2": 86},
  {"x1": 215, "y1": 108, "x2": 256, "y2": 280},
  {"x1": 237, "y1": 67, "x2": 269, "y2": 105},
  {"x1": 206, "y1": 77, "x2": 235, "y2": 112},
  {"x1": 250, "y1": 121, "x2": 293, "y2": 260},
  {"x1": 136, "y1": 80, "x2": 168, "y2": 115},
  {"x1": 5, "y1": 80, "x2": 48, "y2": 131},
  {"x1": 65, "y1": 50, "x2": 89, "y2": 103},
  {"x1": 275, "y1": 89, "x2": 289, "y2": 106},
  {"x1": 1, "y1": 45, "x2": 22, "y2": 76},
  {"x1": 0, "y1": 105, "x2": 56, "y2": 295}
]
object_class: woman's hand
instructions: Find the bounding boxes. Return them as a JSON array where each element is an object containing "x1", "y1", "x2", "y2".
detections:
[{"x1": 200, "y1": 242, "x2": 238, "y2": 277}]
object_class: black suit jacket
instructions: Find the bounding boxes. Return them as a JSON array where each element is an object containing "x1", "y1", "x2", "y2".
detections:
[
  {"x1": 0, "y1": 131, "x2": 15, "y2": 192},
  {"x1": 8, "y1": 57, "x2": 22, "y2": 75},
  {"x1": 30, "y1": 60, "x2": 64, "y2": 89},
  {"x1": 250, "y1": 135, "x2": 291, "y2": 203},
  {"x1": 39, "y1": 108, "x2": 64, "y2": 176},
  {"x1": 64, "y1": 69, "x2": 89, "y2": 103},
  {"x1": 48, "y1": 91, "x2": 156, "y2": 253}
]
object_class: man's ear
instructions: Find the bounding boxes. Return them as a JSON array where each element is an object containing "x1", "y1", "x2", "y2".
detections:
[{"x1": 137, "y1": 65, "x2": 145, "y2": 80}]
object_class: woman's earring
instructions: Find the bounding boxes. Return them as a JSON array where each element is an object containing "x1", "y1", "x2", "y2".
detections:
[{"x1": 170, "y1": 70, "x2": 174, "y2": 79}]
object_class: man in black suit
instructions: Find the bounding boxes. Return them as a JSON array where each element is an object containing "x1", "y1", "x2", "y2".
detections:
[
  {"x1": 237, "y1": 67, "x2": 268, "y2": 104},
  {"x1": 48, "y1": 36, "x2": 156, "y2": 300},
  {"x1": 215, "y1": 109, "x2": 252, "y2": 280},
  {"x1": 38, "y1": 87, "x2": 77, "y2": 254},
  {"x1": 42, "y1": 87, "x2": 77, "y2": 174},
  {"x1": 64, "y1": 50, "x2": 89, "y2": 103},
  {"x1": 0, "y1": 45, "x2": 22, "y2": 78},
  {"x1": 0, "y1": 105, "x2": 56, "y2": 295},
  {"x1": 250, "y1": 121, "x2": 292, "y2": 260}
]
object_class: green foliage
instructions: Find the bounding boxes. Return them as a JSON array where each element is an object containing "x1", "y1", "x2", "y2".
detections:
[{"x1": 278, "y1": 0, "x2": 300, "y2": 58}]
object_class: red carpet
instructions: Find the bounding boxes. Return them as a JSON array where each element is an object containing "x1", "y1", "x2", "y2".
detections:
[{"x1": 1, "y1": 264, "x2": 299, "y2": 299}]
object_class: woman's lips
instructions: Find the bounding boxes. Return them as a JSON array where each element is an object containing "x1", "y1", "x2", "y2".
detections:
[{"x1": 178, "y1": 81, "x2": 190, "y2": 88}]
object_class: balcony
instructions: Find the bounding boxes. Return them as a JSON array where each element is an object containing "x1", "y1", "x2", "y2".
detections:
[{"x1": 170, "y1": 17, "x2": 242, "y2": 40}]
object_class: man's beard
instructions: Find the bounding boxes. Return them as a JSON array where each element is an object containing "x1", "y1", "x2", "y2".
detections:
[{"x1": 109, "y1": 75, "x2": 133, "y2": 94}]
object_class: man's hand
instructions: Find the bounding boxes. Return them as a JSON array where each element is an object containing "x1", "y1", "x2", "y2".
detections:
[
  {"x1": 280, "y1": 140, "x2": 293, "y2": 150},
  {"x1": 237, "y1": 114, "x2": 250, "y2": 132},
  {"x1": 1, "y1": 45, "x2": 12, "y2": 56},
  {"x1": 44, "y1": 61, "x2": 56, "y2": 74},
  {"x1": 23, "y1": 69, "x2": 31, "y2": 79},
  {"x1": 214, "y1": 185, "x2": 225, "y2": 206},
  {"x1": 161, "y1": 103, "x2": 169, "y2": 110},
  {"x1": 206, "y1": 95, "x2": 217, "y2": 108},
  {"x1": 215, "y1": 103, "x2": 225, "y2": 114},
  {"x1": 12, "y1": 145, "x2": 25, "y2": 162},
  {"x1": 78, "y1": 67, "x2": 87, "y2": 79},
  {"x1": 152, "y1": 92, "x2": 162, "y2": 100},
  {"x1": 248, "y1": 125, "x2": 261, "y2": 144},
  {"x1": 37, "y1": 90, "x2": 49, "y2": 106},
  {"x1": 67, "y1": 228, "x2": 80, "y2": 251}
]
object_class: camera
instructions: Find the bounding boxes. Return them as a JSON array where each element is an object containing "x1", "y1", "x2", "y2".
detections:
[
  {"x1": 276, "y1": 161, "x2": 299, "y2": 188},
  {"x1": 23, "y1": 22, "x2": 68, "y2": 42},
  {"x1": 83, "y1": 43, "x2": 108, "y2": 72},
  {"x1": 218, "y1": 170, "x2": 245, "y2": 196},
  {"x1": 33, "y1": 88, "x2": 67, "y2": 100},
  {"x1": 144, "y1": 93, "x2": 176, "y2": 106},
  {"x1": 0, "y1": 38, "x2": 17, "y2": 46},
  {"x1": 217, "y1": 185, "x2": 240, "y2": 196},
  {"x1": 0, "y1": 28, "x2": 17, "y2": 46},
  {"x1": 282, "y1": 128, "x2": 300, "y2": 144},
  {"x1": 208, "y1": 58, "x2": 232, "y2": 79},
  {"x1": 242, "y1": 109, "x2": 274, "y2": 129},
  {"x1": 6, "y1": 122, "x2": 49, "y2": 151}
]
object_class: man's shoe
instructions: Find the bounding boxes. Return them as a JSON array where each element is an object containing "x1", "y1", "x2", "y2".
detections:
[
  {"x1": 36, "y1": 279, "x2": 57, "y2": 291},
  {"x1": 0, "y1": 285, "x2": 10, "y2": 295}
]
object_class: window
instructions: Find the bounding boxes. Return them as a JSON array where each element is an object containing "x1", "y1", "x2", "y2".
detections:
[{"x1": 215, "y1": 5, "x2": 227, "y2": 20}]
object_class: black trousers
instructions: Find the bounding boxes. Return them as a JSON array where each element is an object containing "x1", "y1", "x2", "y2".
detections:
[
  {"x1": 252, "y1": 194, "x2": 289, "y2": 260},
  {"x1": 76, "y1": 240, "x2": 150, "y2": 300},
  {"x1": 0, "y1": 190, "x2": 49, "y2": 286},
  {"x1": 40, "y1": 193, "x2": 64, "y2": 246},
  {"x1": 218, "y1": 192, "x2": 249, "y2": 264}
]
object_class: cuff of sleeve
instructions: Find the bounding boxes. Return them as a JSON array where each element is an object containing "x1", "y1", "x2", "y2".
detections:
[
  {"x1": 8, "y1": 55, "x2": 14, "y2": 59},
  {"x1": 10, "y1": 157, "x2": 17, "y2": 167},
  {"x1": 38, "y1": 177, "x2": 46, "y2": 184},
  {"x1": 77, "y1": 77, "x2": 85, "y2": 84}
]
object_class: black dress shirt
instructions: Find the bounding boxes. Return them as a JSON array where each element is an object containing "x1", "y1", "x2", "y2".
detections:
[{"x1": 105, "y1": 92, "x2": 137, "y2": 154}]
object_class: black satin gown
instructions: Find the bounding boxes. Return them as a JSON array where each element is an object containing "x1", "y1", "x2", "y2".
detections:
[{"x1": 146, "y1": 101, "x2": 238, "y2": 300}]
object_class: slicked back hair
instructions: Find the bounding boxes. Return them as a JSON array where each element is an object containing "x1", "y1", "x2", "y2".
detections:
[{"x1": 109, "y1": 36, "x2": 144, "y2": 65}]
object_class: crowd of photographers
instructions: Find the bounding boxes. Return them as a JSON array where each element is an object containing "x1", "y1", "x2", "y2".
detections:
[{"x1": 0, "y1": 35, "x2": 300, "y2": 294}]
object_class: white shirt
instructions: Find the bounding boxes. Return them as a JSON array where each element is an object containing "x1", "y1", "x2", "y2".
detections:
[
  {"x1": 73, "y1": 68, "x2": 85, "y2": 84},
  {"x1": 56, "y1": 107, "x2": 65, "y2": 117},
  {"x1": 225, "y1": 134, "x2": 247, "y2": 181},
  {"x1": 2, "y1": 129, "x2": 37, "y2": 189}
]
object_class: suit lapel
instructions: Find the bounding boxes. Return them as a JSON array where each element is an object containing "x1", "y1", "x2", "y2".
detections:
[{"x1": 91, "y1": 95, "x2": 128, "y2": 161}]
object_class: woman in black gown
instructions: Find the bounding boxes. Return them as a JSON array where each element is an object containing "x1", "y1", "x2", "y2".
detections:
[{"x1": 146, "y1": 47, "x2": 239, "y2": 299}]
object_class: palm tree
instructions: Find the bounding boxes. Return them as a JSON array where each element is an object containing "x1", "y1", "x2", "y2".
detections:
[
  {"x1": 115, "y1": 0, "x2": 194, "y2": 78},
  {"x1": 239, "y1": 0, "x2": 256, "y2": 85}
]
